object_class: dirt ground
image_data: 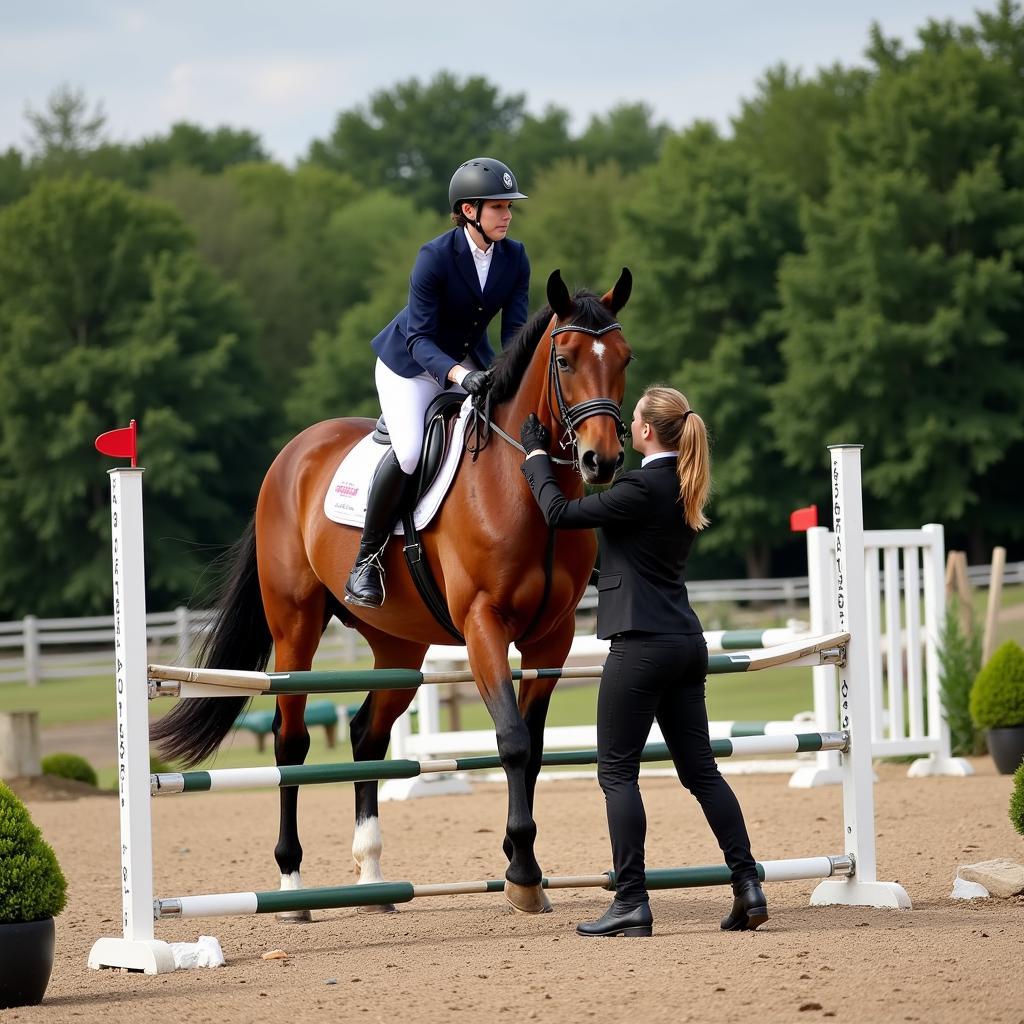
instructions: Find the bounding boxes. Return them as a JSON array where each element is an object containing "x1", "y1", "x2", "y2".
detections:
[{"x1": 7, "y1": 758, "x2": 1024, "y2": 1024}]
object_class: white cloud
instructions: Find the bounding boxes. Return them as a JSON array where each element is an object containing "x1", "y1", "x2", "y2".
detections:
[{"x1": 160, "y1": 56, "x2": 358, "y2": 121}]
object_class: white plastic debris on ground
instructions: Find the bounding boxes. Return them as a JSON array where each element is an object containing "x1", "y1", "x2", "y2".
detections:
[
  {"x1": 169, "y1": 935, "x2": 226, "y2": 968},
  {"x1": 950, "y1": 875, "x2": 990, "y2": 900}
]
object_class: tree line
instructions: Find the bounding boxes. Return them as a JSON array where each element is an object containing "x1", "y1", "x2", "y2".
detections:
[{"x1": 1, "y1": 2, "x2": 1022, "y2": 617}]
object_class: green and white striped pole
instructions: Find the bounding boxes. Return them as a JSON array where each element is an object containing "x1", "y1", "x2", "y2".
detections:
[
  {"x1": 152, "y1": 732, "x2": 849, "y2": 796},
  {"x1": 155, "y1": 856, "x2": 855, "y2": 920}
]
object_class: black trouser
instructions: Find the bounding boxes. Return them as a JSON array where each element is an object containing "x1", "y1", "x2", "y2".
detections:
[{"x1": 597, "y1": 631, "x2": 759, "y2": 905}]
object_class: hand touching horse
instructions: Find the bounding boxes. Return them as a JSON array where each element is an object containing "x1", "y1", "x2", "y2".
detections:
[{"x1": 153, "y1": 268, "x2": 633, "y2": 916}]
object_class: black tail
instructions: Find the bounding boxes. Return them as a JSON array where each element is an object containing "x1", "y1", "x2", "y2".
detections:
[{"x1": 151, "y1": 518, "x2": 273, "y2": 768}]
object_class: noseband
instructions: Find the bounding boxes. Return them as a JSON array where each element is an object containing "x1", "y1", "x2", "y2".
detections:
[{"x1": 548, "y1": 321, "x2": 629, "y2": 454}]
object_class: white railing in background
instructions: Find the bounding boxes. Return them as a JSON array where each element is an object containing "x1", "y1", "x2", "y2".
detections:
[{"x1": 1, "y1": 560, "x2": 1020, "y2": 686}]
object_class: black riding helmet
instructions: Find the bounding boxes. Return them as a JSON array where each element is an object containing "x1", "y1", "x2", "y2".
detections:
[{"x1": 449, "y1": 157, "x2": 527, "y2": 243}]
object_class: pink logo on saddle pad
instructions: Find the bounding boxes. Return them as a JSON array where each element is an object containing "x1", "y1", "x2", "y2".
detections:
[{"x1": 334, "y1": 482, "x2": 360, "y2": 497}]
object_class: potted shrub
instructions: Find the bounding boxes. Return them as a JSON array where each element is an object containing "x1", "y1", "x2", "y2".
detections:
[
  {"x1": 969, "y1": 640, "x2": 1024, "y2": 775},
  {"x1": 0, "y1": 782, "x2": 67, "y2": 1008},
  {"x1": 41, "y1": 753, "x2": 97, "y2": 787}
]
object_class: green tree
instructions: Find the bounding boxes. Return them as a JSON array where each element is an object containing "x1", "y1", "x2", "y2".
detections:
[
  {"x1": 732, "y1": 63, "x2": 871, "y2": 200},
  {"x1": 284, "y1": 220, "x2": 447, "y2": 436},
  {"x1": 616, "y1": 124, "x2": 808, "y2": 575},
  {"x1": 514, "y1": 158, "x2": 625, "y2": 308},
  {"x1": 497, "y1": 105, "x2": 575, "y2": 190},
  {"x1": 149, "y1": 165, "x2": 315, "y2": 386},
  {"x1": 0, "y1": 148, "x2": 31, "y2": 207},
  {"x1": 0, "y1": 176, "x2": 269, "y2": 617},
  {"x1": 135, "y1": 122, "x2": 268, "y2": 177},
  {"x1": 24, "y1": 84, "x2": 107, "y2": 166},
  {"x1": 771, "y1": 17, "x2": 1024, "y2": 546},
  {"x1": 577, "y1": 102, "x2": 671, "y2": 174},
  {"x1": 307, "y1": 72, "x2": 526, "y2": 210}
]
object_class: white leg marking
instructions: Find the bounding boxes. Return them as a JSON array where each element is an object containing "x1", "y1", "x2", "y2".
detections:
[
  {"x1": 279, "y1": 870, "x2": 303, "y2": 891},
  {"x1": 352, "y1": 816, "x2": 385, "y2": 883}
]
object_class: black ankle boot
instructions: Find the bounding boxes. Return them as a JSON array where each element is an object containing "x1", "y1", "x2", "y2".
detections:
[
  {"x1": 720, "y1": 879, "x2": 768, "y2": 932},
  {"x1": 344, "y1": 451, "x2": 414, "y2": 609},
  {"x1": 576, "y1": 899, "x2": 653, "y2": 937}
]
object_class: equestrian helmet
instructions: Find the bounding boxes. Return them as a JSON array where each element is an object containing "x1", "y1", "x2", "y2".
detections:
[{"x1": 449, "y1": 158, "x2": 527, "y2": 212}]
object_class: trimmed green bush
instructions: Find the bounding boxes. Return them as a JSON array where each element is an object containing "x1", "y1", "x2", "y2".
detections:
[
  {"x1": 1011, "y1": 761, "x2": 1024, "y2": 837},
  {"x1": 41, "y1": 753, "x2": 97, "y2": 787},
  {"x1": 970, "y1": 641, "x2": 1024, "y2": 729},
  {"x1": 0, "y1": 782, "x2": 67, "y2": 922}
]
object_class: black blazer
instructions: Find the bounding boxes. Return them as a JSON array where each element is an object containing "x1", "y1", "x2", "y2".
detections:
[
  {"x1": 521, "y1": 454, "x2": 703, "y2": 640},
  {"x1": 371, "y1": 228, "x2": 530, "y2": 388}
]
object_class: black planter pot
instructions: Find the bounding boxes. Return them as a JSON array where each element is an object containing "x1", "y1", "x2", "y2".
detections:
[
  {"x1": 0, "y1": 916, "x2": 55, "y2": 1008},
  {"x1": 987, "y1": 726, "x2": 1024, "y2": 775}
]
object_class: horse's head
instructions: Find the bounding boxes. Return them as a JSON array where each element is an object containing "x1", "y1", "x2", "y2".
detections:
[{"x1": 546, "y1": 268, "x2": 634, "y2": 485}]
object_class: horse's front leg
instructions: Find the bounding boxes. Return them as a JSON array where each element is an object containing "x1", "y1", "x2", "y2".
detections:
[
  {"x1": 504, "y1": 618, "x2": 576, "y2": 864},
  {"x1": 464, "y1": 602, "x2": 549, "y2": 914}
]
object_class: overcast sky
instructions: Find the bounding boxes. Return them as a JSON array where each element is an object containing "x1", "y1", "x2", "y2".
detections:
[{"x1": 1, "y1": 1, "x2": 989, "y2": 165}]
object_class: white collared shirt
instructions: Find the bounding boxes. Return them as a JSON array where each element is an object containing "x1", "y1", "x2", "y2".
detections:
[
  {"x1": 464, "y1": 226, "x2": 493, "y2": 290},
  {"x1": 641, "y1": 451, "x2": 678, "y2": 467}
]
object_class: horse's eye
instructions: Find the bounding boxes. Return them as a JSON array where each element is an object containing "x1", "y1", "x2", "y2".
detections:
[{"x1": 556, "y1": 356, "x2": 570, "y2": 371}]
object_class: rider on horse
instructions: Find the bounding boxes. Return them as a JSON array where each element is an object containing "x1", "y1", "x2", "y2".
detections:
[{"x1": 344, "y1": 157, "x2": 531, "y2": 609}]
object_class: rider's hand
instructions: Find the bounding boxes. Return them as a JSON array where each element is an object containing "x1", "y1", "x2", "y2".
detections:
[
  {"x1": 461, "y1": 370, "x2": 492, "y2": 396},
  {"x1": 520, "y1": 413, "x2": 551, "y2": 455}
]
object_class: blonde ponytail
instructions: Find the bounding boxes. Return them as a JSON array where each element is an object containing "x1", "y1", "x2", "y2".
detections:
[{"x1": 639, "y1": 386, "x2": 711, "y2": 531}]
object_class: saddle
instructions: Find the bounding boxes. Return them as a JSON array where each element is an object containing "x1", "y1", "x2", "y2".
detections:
[
  {"x1": 371, "y1": 391, "x2": 468, "y2": 642},
  {"x1": 371, "y1": 390, "x2": 466, "y2": 509}
]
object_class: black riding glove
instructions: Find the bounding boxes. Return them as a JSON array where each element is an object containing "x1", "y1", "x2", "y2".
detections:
[
  {"x1": 520, "y1": 413, "x2": 551, "y2": 454},
  {"x1": 461, "y1": 370, "x2": 491, "y2": 396}
]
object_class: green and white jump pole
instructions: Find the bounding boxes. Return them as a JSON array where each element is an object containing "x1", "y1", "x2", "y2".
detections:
[{"x1": 154, "y1": 857, "x2": 856, "y2": 920}]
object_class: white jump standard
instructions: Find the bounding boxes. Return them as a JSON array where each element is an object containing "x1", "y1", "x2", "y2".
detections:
[{"x1": 88, "y1": 443, "x2": 909, "y2": 976}]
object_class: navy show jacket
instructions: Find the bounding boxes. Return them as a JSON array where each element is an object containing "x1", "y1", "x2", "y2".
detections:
[{"x1": 371, "y1": 227, "x2": 531, "y2": 388}]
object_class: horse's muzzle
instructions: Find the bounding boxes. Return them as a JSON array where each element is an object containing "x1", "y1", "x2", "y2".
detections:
[{"x1": 580, "y1": 448, "x2": 623, "y2": 485}]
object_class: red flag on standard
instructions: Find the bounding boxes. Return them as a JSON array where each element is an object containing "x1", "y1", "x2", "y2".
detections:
[
  {"x1": 95, "y1": 420, "x2": 137, "y2": 467},
  {"x1": 789, "y1": 504, "x2": 818, "y2": 532}
]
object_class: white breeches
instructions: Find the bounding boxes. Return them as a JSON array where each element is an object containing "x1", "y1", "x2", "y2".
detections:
[{"x1": 374, "y1": 358, "x2": 471, "y2": 474}]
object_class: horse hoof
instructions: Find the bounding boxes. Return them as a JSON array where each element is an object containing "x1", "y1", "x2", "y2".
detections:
[
  {"x1": 504, "y1": 881, "x2": 552, "y2": 914},
  {"x1": 356, "y1": 902, "x2": 399, "y2": 915},
  {"x1": 276, "y1": 909, "x2": 313, "y2": 924}
]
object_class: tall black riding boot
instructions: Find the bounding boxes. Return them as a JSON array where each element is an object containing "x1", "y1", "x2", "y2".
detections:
[{"x1": 344, "y1": 451, "x2": 414, "y2": 609}]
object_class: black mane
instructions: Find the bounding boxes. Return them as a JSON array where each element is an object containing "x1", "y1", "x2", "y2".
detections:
[{"x1": 489, "y1": 290, "x2": 617, "y2": 404}]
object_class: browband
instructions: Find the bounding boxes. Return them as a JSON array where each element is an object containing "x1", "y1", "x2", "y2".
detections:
[{"x1": 550, "y1": 321, "x2": 623, "y2": 339}]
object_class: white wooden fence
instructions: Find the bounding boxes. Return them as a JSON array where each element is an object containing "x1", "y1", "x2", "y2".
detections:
[{"x1": 1, "y1": 561, "x2": 1019, "y2": 686}]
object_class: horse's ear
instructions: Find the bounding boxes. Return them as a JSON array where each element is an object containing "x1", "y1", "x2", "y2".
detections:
[
  {"x1": 602, "y1": 267, "x2": 632, "y2": 314},
  {"x1": 547, "y1": 269, "x2": 574, "y2": 320}
]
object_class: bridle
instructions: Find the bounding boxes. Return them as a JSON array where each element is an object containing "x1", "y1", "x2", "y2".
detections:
[
  {"x1": 547, "y1": 321, "x2": 629, "y2": 458},
  {"x1": 466, "y1": 318, "x2": 628, "y2": 471}
]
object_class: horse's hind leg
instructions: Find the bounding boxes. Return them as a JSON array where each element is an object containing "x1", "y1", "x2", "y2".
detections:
[
  {"x1": 347, "y1": 626, "x2": 427, "y2": 911},
  {"x1": 267, "y1": 591, "x2": 327, "y2": 923}
]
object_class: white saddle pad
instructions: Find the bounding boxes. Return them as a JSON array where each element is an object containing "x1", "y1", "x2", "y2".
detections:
[{"x1": 323, "y1": 396, "x2": 473, "y2": 535}]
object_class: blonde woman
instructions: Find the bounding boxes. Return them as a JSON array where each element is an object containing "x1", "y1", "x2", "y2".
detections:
[{"x1": 519, "y1": 386, "x2": 766, "y2": 938}]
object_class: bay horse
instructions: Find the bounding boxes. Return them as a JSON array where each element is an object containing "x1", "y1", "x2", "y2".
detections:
[{"x1": 152, "y1": 268, "x2": 634, "y2": 917}]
